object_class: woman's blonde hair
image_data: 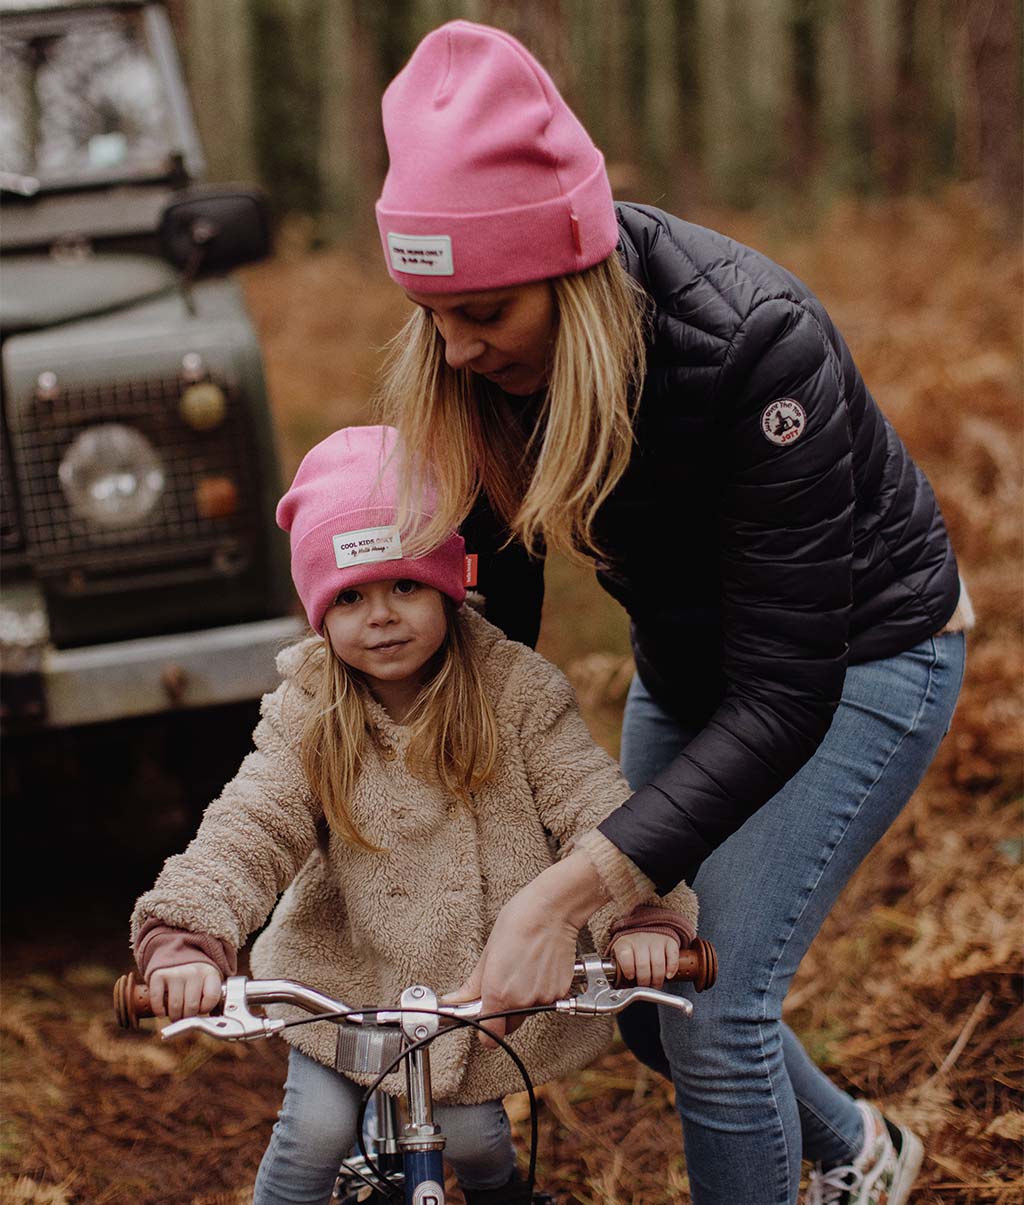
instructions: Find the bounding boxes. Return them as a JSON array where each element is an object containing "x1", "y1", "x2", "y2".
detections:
[
  {"x1": 378, "y1": 253, "x2": 649, "y2": 563},
  {"x1": 297, "y1": 600, "x2": 498, "y2": 851}
]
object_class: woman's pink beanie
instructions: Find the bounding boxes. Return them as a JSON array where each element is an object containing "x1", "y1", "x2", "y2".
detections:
[
  {"x1": 276, "y1": 425, "x2": 466, "y2": 634},
  {"x1": 376, "y1": 19, "x2": 618, "y2": 293}
]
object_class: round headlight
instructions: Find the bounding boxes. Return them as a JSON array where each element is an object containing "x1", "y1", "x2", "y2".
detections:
[{"x1": 58, "y1": 423, "x2": 165, "y2": 528}]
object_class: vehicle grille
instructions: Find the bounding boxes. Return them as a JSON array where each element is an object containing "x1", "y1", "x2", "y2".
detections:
[
  {"x1": 1, "y1": 426, "x2": 25, "y2": 552},
  {"x1": 11, "y1": 374, "x2": 257, "y2": 571}
]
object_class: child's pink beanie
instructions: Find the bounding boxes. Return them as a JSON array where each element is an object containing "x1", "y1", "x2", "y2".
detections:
[
  {"x1": 376, "y1": 19, "x2": 618, "y2": 293},
  {"x1": 276, "y1": 425, "x2": 466, "y2": 634}
]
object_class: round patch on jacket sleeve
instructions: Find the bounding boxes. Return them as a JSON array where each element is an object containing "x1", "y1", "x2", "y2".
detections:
[{"x1": 760, "y1": 398, "x2": 807, "y2": 445}]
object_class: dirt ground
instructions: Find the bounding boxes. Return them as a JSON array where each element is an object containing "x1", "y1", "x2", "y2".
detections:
[{"x1": 2, "y1": 188, "x2": 1021, "y2": 1203}]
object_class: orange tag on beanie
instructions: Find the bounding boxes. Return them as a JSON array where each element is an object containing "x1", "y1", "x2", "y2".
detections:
[{"x1": 464, "y1": 554, "x2": 478, "y2": 587}]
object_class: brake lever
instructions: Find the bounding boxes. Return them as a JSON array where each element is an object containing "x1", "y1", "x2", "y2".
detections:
[
  {"x1": 161, "y1": 975, "x2": 287, "y2": 1041},
  {"x1": 556, "y1": 953, "x2": 694, "y2": 1018}
]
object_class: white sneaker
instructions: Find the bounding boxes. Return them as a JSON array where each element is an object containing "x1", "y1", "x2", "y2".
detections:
[{"x1": 805, "y1": 1100, "x2": 924, "y2": 1205}]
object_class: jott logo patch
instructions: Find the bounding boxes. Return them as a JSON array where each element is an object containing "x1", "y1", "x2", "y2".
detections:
[{"x1": 761, "y1": 398, "x2": 807, "y2": 446}]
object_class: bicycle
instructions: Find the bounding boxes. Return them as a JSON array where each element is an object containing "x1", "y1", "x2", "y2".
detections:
[{"x1": 114, "y1": 940, "x2": 717, "y2": 1203}]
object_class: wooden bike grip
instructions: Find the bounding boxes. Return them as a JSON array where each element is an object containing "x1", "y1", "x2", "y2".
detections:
[
  {"x1": 677, "y1": 938, "x2": 717, "y2": 992},
  {"x1": 617, "y1": 938, "x2": 717, "y2": 992},
  {"x1": 113, "y1": 971, "x2": 154, "y2": 1029}
]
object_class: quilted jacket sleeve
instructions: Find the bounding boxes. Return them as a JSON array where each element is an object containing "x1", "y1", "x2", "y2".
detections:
[
  {"x1": 600, "y1": 297, "x2": 856, "y2": 892},
  {"x1": 511, "y1": 649, "x2": 699, "y2": 942},
  {"x1": 130, "y1": 679, "x2": 322, "y2": 950}
]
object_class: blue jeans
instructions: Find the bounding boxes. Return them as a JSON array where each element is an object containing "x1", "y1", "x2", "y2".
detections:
[
  {"x1": 618, "y1": 633, "x2": 965, "y2": 1205},
  {"x1": 254, "y1": 1047, "x2": 516, "y2": 1204}
]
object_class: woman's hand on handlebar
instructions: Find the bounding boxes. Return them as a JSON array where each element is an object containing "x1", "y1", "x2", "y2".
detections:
[
  {"x1": 442, "y1": 850, "x2": 611, "y2": 1049},
  {"x1": 147, "y1": 963, "x2": 224, "y2": 1021},
  {"x1": 608, "y1": 932, "x2": 680, "y2": 989}
]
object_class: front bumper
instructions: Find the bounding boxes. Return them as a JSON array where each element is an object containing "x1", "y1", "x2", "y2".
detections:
[{"x1": 2, "y1": 615, "x2": 305, "y2": 728}]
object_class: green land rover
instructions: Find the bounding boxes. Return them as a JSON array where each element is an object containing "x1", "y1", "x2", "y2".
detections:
[{"x1": 1, "y1": 0, "x2": 303, "y2": 736}]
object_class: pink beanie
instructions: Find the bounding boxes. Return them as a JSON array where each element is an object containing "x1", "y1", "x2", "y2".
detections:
[
  {"x1": 276, "y1": 425, "x2": 466, "y2": 634},
  {"x1": 376, "y1": 19, "x2": 618, "y2": 292}
]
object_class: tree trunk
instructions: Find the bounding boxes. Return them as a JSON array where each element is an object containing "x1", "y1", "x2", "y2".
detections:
[
  {"x1": 960, "y1": 0, "x2": 1023, "y2": 228},
  {"x1": 182, "y1": 0, "x2": 257, "y2": 184}
]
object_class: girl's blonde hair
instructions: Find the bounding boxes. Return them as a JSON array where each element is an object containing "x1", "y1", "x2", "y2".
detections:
[
  {"x1": 298, "y1": 599, "x2": 498, "y2": 851},
  {"x1": 378, "y1": 253, "x2": 649, "y2": 563}
]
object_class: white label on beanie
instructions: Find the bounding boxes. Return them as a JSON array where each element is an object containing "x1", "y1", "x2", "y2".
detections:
[
  {"x1": 333, "y1": 525, "x2": 403, "y2": 569},
  {"x1": 387, "y1": 232, "x2": 454, "y2": 276}
]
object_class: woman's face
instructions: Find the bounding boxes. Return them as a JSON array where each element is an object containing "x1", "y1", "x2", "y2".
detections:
[{"x1": 405, "y1": 282, "x2": 557, "y2": 396}]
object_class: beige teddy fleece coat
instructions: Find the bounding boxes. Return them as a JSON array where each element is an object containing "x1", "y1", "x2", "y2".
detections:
[{"x1": 131, "y1": 607, "x2": 697, "y2": 1104}]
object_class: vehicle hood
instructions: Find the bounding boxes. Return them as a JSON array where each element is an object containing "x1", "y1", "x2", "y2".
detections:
[{"x1": 1, "y1": 254, "x2": 179, "y2": 334}]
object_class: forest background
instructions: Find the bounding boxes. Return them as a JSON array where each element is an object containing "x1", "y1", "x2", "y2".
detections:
[{"x1": 3, "y1": 2, "x2": 1021, "y2": 1203}]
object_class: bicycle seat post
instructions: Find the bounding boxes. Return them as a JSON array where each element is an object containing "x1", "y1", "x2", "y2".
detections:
[{"x1": 398, "y1": 985, "x2": 446, "y2": 1202}]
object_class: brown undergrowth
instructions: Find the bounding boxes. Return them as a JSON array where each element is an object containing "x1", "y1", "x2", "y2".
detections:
[{"x1": 2, "y1": 188, "x2": 1020, "y2": 1203}]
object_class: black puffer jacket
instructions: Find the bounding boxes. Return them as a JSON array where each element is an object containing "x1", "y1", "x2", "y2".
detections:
[{"x1": 464, "y1": 203, "x2": 960, "y2": 892}]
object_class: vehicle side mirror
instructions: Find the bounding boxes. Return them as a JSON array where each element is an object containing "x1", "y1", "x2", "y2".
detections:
[{"x1": 159, "y1": 186, "x2": 272, "y2": 274}]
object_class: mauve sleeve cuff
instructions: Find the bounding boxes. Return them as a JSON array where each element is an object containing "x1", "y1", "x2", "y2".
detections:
[
  {"x1": 604, "y1": 904, "x2": 697, "y2": 954},
  {"x1": 135, "y1": 920, "x2": 238, "y2": 979},
  {"x1": 573, "y1": 829, "x2": 658, "y2": 914}
]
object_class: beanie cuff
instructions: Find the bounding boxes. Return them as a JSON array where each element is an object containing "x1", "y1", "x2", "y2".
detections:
[
  {"x1": 294, "y1": 523, "x2": 467, "y2": 634},
  {"x1": 377, "y1": 156, "x2": 617, "y2": 292}
]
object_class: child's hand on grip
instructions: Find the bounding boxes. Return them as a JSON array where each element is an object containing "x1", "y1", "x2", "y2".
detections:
[
  {"x1": 148, "y1": 963, "x2": 224, "y2": 1020},
  {"x1": 609, "y1": 931, "x2": 681, "y2": 989}
]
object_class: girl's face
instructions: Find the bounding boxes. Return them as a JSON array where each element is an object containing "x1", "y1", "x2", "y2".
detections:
[
  {"x1": 405, "y1": 281, "x2": 557, "y2": 396},
  {"x1": 323, "y1": 579, "x2": 448, "y2": 699}
]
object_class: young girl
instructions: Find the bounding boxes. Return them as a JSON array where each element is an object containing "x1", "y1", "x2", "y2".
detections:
[
  {"x1": 131, "y1": 424, "x2": 698, "y2": 1205},
  {"x1": 371, "y1": 20, "x2": 969, "y2": 1205}
]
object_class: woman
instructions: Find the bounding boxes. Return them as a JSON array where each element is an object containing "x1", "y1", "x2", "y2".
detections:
[{"x1": 373, "y1": 20, "x2": 969, "y2": 1205}]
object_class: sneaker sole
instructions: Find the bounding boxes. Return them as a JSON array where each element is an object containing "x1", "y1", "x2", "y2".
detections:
[{"x1": 889, "y1": 1127, "x2": 924, "y2": 1205}]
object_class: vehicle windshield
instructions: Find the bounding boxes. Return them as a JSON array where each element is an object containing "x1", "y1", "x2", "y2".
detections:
[{"x1": 0, "y1": 8, "x2": 177, "y2": 189}]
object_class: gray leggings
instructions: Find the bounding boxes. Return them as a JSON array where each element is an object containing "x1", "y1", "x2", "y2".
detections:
[{"x1": 253, "y1": 1047, "x2": 516, "y2": 1204}]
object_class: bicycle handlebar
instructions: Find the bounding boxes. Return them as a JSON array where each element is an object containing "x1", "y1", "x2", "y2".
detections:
[{"x1": 113, "y1": 940, "x2": 717, "y2": 1036}]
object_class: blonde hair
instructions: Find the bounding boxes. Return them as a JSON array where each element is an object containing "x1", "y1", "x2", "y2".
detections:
[
  {"x1": 378, "y1": 253, "x2": 649, "y2": 563},
  {"x1": 297, "y1": 600, "x2": 498, "y2": 852}
]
